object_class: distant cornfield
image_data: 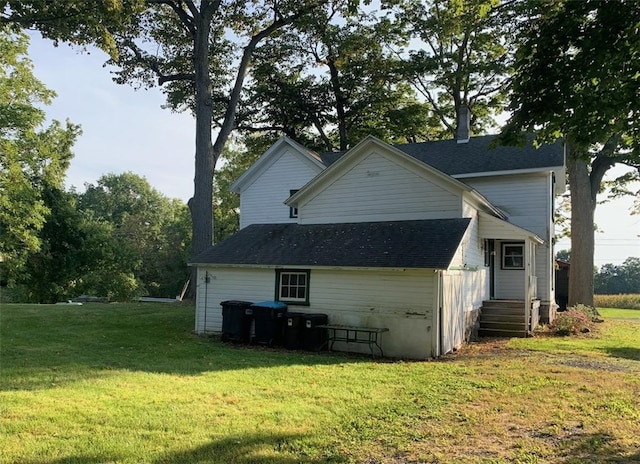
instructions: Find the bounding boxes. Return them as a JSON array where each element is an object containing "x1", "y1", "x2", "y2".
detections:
[{"x1": 594, "y1": 294, "x2": 640, "y2": 309}]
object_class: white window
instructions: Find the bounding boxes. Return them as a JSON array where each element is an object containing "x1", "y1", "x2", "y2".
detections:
[
  {"x1": 276, "y1": 269, "x2": 310, "y2": 305},
  {"x1": 502, "y1": 243, "x2": 524, "y2": 269}
]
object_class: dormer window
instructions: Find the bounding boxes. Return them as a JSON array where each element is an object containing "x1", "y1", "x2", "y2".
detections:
[{"x1": 289, "y1": 189, "x2": 299, "y2": 218}]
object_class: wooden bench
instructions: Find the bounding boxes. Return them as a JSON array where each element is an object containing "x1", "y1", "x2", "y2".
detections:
[{"x1": 317, "y1": 324, "x2": 389, "y2": 358}]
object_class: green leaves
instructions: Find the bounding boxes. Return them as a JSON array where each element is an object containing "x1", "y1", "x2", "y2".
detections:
[
  {"x1": 1, "y1": 0, "x2": 146, "y2": 59},
  {"x1": 505, "y1": 0, "x2": 640, "y2": 151},
  {"x1": 0, "y1": 27, "x2": 80, "y2": 286},
  {"x1": 76, "y1": 173, "x2": 192, "y2": 301},
  {"x1": 244, "y1": 7, "x2": 431, "y2": 151},
  {"x1": 390, "y1": 0, "x2": 514, "y2": 137}
]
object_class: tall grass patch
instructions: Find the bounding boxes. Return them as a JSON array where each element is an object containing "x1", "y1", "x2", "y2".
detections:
[{"x1": 595, "y1": 293, "x2": 640, "y2": 309}]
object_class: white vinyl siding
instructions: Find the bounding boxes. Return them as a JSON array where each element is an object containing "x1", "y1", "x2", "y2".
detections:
[
  {"x1": 464, "y1": 174, "x2": 550, "y2": 237},
  {"x1": 440, "y1": 269, "x2": 488, "y2": 354},
  {"x1": 296, "y1": 268, "x2": 437, "y2": 359},
  {"x1": 449, "y1": 200, "x2": 483, "y2": 269},
  {"x1": 300, "y1": 152, "x2": 462, "y2": 224},
  {"x1": 195, "y1": 267, "x2": 275, "y2": 333},
  {"x1": 195, "y1": 266, "x2": 437, "y2": 359},
  {"x1": 239, "y1": 149, "x2": 321, "y2": 229},
  {"x1": 466, "y1": 173, "x2": 554, "y2": 302}
]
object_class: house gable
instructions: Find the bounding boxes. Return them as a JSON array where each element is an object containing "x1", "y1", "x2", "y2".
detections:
[
  {"x1": 230, "y1": 136, "x2": 325, "y2": 229},
  {"x1": 231, "y1": 136, "x2": 324, "y2": 193},
  {"x1": 287, "y1": 136, "x2": 491, "y2": 224}
]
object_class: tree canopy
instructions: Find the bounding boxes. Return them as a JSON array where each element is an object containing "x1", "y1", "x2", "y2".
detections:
[
  {"x1": 503, "y1": 0, "x2": 640, "y2": 306},
  {"x1": 3, "y1": 0, "x2": 354, "y2": 265},
  {"x1": 595, "y1": 257, "x2": 640, "y2": 295},
  {"x1": 0, "y1": 26, "x2": 80, "y2": 284},
  {"x1": 244, "y1": 8, "x2": 430, "y2": 151},
  {"x1": 388, "y1": 0, "x2": 517, "y2": 138}
]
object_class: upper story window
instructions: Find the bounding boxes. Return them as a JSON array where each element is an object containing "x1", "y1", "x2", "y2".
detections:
[
  {"x1": 502, "y1": 242, "x2": 524, "y2": 270},
  {"x1": 289, "y1": 189, "x2": 299, "y2": 218},
  {"x1": 276, "y1": 269, "x2": 310, "y2": 305}
]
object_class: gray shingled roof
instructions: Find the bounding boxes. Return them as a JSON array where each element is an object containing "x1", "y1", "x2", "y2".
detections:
[
  {"x1": 320, "y1": 134, "x2": 564, "y2": 175},
  {"x1": 191, "y1": 219, "x2": 471, "y2": 269}
]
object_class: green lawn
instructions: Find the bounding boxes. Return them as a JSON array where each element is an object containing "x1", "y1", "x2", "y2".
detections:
[
  {"x1": 598, "y1": 307, "x2": 640, "y2": 320},
  {"x1": 1, "y1": 303, "x2": 638, "y2": 464}
]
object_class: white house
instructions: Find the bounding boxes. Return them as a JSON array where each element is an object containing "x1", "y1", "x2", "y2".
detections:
[{"x1": 190, "y1": 132, "x2": 565, "y2": 359}]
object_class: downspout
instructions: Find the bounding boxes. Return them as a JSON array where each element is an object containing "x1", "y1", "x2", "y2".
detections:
[
  {"x1": 524, "y1": 239, "x2": 531, "y2": 335},
  {"x1": 203, "y1": 270, "x2": 209, "y2": 334},
  {"x1": 435, "y1": 270, "x2": 443, "y2": 357}
]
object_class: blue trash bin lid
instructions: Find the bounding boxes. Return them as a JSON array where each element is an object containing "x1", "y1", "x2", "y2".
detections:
[{"x1": 251, "y1": 301, "x2": 287, "y2": 310}]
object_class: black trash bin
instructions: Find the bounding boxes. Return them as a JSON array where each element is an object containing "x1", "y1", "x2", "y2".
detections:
[
  {"x1": 220, "y1": 300, "x2": 253, "y2": 343},
  {"x1": 251, "y1": 301, "x2": 287, "y2": 346},
  {"x1": 302, "y1": 313, "x2": 329, "y2": 351},
  {"x1": 284, "y1": 312, "x2": 306, "y2": 350}
]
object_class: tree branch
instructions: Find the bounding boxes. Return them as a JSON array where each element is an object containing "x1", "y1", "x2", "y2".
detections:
[
  {"x1": 146, "y1": 0, "x2": 197, "y2": 38},
  {"x1": 158, "y1": 73, "x2": 195, "y2": 85},
  {"x1": 213, "y1": 1, "x2": 324, "y2": 157},
  {"x1": 119, "y1": 37, "x2": 195, "y2": 86}
]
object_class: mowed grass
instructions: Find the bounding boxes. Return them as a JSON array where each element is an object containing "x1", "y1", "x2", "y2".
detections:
[{"x1": 1, "y1": 304, "x2": 639, "y2": 464}]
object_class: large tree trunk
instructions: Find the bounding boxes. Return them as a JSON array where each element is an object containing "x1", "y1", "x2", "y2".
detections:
[
  {"x1": 327, "y1": 58, "x2": 348, "y2": 151},
  {"x1": 567, "y1": 154, "x2": 595, "y2": 306},
  {"x1": 188, "y1": 2, "x2": 215, "y2": 281}
]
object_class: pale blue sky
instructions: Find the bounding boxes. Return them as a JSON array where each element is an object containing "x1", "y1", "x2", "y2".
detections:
[{"x1": 27, "y1": 33, "x2": 639, "y2": 266}]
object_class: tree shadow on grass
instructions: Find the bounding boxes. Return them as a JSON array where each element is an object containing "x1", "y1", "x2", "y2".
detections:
[
  {"x1": 0, "y1": 337, "x2": 367, "y2": 391},
  {"x1": 152, "y1": 432, "x2": 340, "y2": 464},
  {"x1": 604, "y1": 346, "x2": 640, "y2": 361},
  {"x1": 17, "y1": 433, "x2": 339, "y2": 464},
  {"x1": 1, "y1": 305, "x2": 372, "y2": 391},
  {"x1": 555, "y1": 431, "x2": 640, "y2": 464}
]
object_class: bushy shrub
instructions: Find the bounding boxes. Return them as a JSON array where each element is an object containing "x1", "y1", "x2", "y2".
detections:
[
  {"x1": 571, "y1": 303, "x2": 602, "y2": 321},
  {"x1": 551, "y1": 306, "x2": 597, "y2": 335}
]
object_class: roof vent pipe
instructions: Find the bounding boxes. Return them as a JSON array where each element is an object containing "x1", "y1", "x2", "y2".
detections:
[{"x1": 456, "y1": 104, "x2": 471, "y2": 144}]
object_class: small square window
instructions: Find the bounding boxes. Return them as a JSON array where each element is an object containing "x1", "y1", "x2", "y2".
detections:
[
  {"x1": 276, "y1": 269, "x2": 310, "y2": 305},
  {"x1": 502, "y1": 243, "x2": 524, "y2": 270}
]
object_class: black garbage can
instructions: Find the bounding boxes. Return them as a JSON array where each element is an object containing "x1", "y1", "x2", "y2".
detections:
[
  {"x1": 220, "y1": 300, "x2": 253, "y2": 343},
  {"x1": 302, "y1": 313, "x2": 328, "y2": 351},
  {"x1": 251, "y1": 301, "x2": 287, "y2": 346},
  {"x1": 284, "y1": 312, "x2": 305, "y2": 350}
]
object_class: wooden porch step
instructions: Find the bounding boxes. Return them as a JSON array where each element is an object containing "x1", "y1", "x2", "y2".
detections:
[
  {"x1": 480, "y1": 313, "x2": 527, "y2": 323},
  {"x1": 478, "y1": 299, "x2": 534, "y2": 338},
  {"x1": 481, "y1": 308, "x2": 524, "y2": 318},
  {"x1": 482, "y1": 300, "x2": 526, "y2": 311},
  {"x1": 478, "y1": 328, "x2": 530, "y2": 338},
  {"x1": 480, "y1": 320, "x2": 528, "y2": 331}
]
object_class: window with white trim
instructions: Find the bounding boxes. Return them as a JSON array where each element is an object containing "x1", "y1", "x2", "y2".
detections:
[
  {"x1": 502, "y1": 242, "x2": 524, "y2": 269},
  {"x1": 276, "y1": 269, "x2": 310, "y2": 305}
]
